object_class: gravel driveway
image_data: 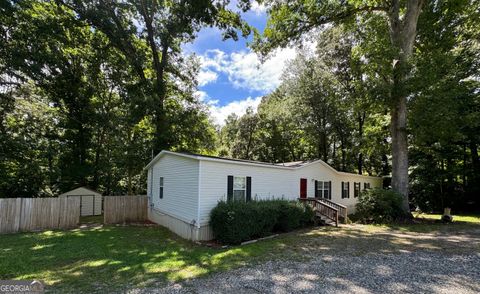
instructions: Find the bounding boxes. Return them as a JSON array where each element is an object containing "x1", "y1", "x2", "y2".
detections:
[{"x1": 130, "y1": 225, "x2": 480, "y2": 294}]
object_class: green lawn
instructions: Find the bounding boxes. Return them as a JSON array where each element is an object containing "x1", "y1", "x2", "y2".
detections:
[
  {"x1": 1, "y1": 213, "x2": 479, "y2": 293},
  {"x1": 413, "y1": 212, "x2": 480, "y2": 224},
  {"x1": 0, "y1": 226, "x2": 287, "y2": 293},
  {"x1": 79, "y1": 215, "x2": 104, "y2": 224}
]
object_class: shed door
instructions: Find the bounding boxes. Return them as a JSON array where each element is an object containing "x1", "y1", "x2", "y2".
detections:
[
  {"x1": 79, "y1": 195, "x2": 95, "y2": 216},
  {"x1": 300, "y1": 178, "x2": 307, "y2": 198}
]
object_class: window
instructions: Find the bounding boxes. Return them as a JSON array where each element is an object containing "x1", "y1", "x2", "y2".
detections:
[
  {"x1": 364, "y1": 182, "x2": 371, "y2": 190},
  {"x1": 342, "y1": 182, "x2": 350, "y2": 199},
  {"x1": 159, "y1": 177, "x2": 164, "y2": 199},
  {"x1": 233, "y1": 176, "x2": 246, "y2": 202},
  {"x1": 354, "y1": 182, "x2": 361, "y2": 198},
  {"x1": 316, "y1": 181, "x2": 331, "y2": 200}
]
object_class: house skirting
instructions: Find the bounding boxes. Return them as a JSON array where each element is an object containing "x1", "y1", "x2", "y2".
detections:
[{"x1": 148, "y1": 208, "x2": 213, "y2": 241}]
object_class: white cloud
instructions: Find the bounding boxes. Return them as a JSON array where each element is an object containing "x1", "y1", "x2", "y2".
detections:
[
  {"x1": 199, "y1": 47, "x2": 296, "y2": 93},
  {"x1": 250, "y1": 2, "x2": 267, "y2": 15},
  {"x1": 195, "y1": 90, "x2": 209, "y2": 102},
  {"x1": 208, "y1": 96, "x2": 262, "y2": 126},
  {"x1": 197, "y1": 69, "x2": 218, "y2": 86}
]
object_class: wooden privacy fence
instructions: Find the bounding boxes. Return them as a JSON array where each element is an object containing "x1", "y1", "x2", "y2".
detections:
[
  {"x1": 104, "y1": 195, "x2": 148, "y2": 224},
  {"x1": 0, "y1": 197, "x2": 80, "y2": 234}
]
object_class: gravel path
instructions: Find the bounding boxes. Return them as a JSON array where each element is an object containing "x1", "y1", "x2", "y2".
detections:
[
  {"x1": 129, "y1": 226, "x2": 480, "y2": 294},
  {"x1": 134, "y1": 253, "x2": 480, "y2": 294}
]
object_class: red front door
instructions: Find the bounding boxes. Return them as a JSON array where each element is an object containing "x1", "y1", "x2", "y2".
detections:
[{"x1": 300, "y1": 178, "x2": 307, "y2": 198}]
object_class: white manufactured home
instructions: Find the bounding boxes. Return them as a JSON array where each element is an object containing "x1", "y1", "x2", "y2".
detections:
[{"x1": 145, "y1": 150, "x2": 382, "y2": 241}]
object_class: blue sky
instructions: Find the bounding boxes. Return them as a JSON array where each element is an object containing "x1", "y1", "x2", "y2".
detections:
[{"x1": 182, "y1": 3, "x2": 297, "y2": 125}]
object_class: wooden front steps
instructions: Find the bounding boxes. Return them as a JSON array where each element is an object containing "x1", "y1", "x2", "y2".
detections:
[
  {"x1": 299, "y1": 197, "x2": 348, "y2": 227},
  {"x1": 315, "y1": 212, "x2": 337, "y2": 226}
]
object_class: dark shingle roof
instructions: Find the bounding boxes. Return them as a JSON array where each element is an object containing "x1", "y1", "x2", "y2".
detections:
[{"x1": 179, "y1": 152, "x2": 316, "y2": 168}]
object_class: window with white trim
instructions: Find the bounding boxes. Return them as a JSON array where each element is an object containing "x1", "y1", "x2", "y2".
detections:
[
  {"x1": 159, "y1": 177, "x2": 164, "y2": 199},
  {"x1": 342, "y1": 182, "x2": 350, "y2": 199},
  {"x1": 354, "y1": 182, "x2": 361, "y2": 198},
  {"x1": 316, "y1": 181, "x2": 331, "y2": 199},
  {"x1": 233, "y1": 176, "x2": 246, "y2": 201},
  {"x1": 364, "y1": 182, "x2": 371, "y2": 190}
]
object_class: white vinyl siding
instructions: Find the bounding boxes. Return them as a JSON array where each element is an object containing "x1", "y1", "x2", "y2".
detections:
[
  {"x1": 147, "y1": 168, "x2": 153, "y2": 198},
  {"x1": 149, "y1": 154, "x2": 199, "y2": 224},
  {"x1": 198, "y1": 161, "x2": 297, "y2": 225},
  {"x1": 297, "y1": 164, "x2": 338, "y2": 201},
  {"x1": 197, "y1": 160, "x2": 382, "y2": 225},
  {"x1": 146, "y1": 152, "x2": 382, "y2": 230}
]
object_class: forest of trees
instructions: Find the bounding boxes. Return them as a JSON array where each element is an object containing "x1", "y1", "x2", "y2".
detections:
[{"x1": 1, "y1": 0, "x2": 479, "y2": 212}]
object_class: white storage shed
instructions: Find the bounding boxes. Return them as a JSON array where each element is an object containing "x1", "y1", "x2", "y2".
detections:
[{"x1": 59, "y1": 187, "x2": 102, "y2": 216}]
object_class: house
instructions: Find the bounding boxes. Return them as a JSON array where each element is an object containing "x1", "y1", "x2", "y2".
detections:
[
  {"x1": 59, "y1": 187, "x2": 102, "y2": 216},
  {"x1": 145, "y1": 150, "x2": 382, "y2": 240}
]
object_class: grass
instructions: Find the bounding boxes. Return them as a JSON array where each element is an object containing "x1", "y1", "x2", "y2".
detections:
[
  {"x1": 1, "y1": 213, "x2": 479, "y2": 293},
  {"x1": 413, "y1": 212, "x2": 480, "y2": 224},
  {"x1": 0, "y1": 226, "x2": 287, "y2": 293},
  {"x1": 79, "y1": 215, "x2": 104, "y2": 224}
]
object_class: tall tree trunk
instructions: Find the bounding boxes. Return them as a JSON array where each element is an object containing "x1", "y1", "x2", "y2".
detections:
[
  {"x1": 322, "y1": 109, "x2": 328, "y2": 162},
  {"x1": 463, "y1": 143, "x2": 467, "y2": 190},
  {"x1": 357, "y1": 111, "x2": 365, "y2": 174},
  {"x1": 140, "y1": 0, "x2": 170, "y2": 154},
  {"x1": 390, "y1": 94, "x2": 409, "y2": 211},
  {"x1": 381, "y1": 137, "x2": 390, "y2": 176},
  {"x1": 470, "y1": 142, "x2": 479, "y2": 200},
  {"x1": 332, "y1": 137, "x2": 337, "y2": 167},
  {"x1": 388, "y1": 0, "x2": 424, "y2": 215},
  {"x1": 93, "y1": 144, "x2": 101, "y2": 189},
  {"x1": 470, "y1": 142, "x2": 479, "y2": 174}
]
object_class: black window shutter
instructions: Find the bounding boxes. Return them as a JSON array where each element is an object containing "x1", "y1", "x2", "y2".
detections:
[
  {"x1": 227, "y1": 175, "x2": 233, "y2": 201},
  {"x1": 314, "y1": 180, "x2": 318, "y2": 198},
  {"x1": 246, "y1": 176, "x2": 252, "y2": 202},
  {"x1": 329, "y1": 181, "x2": 332, "y2": 200},
  {"x1": 341, "y1": 181, "x2": 344, "y2": 198},
  {"x1": 347, "y1": 182, "x2": 350, "y2": 198}
]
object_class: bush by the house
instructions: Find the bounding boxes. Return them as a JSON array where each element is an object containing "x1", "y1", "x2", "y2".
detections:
[
  {"x1": 355, "y1": 188, "x2": 404, "y2": 223},
  {"x1": 210, "y1": 199, "x2": 314, "y2": 244}
]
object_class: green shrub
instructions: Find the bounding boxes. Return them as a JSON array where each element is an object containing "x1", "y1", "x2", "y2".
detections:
[
  {"x1": 355, "y1": 188, "x2": 405, "y2": 223},
  {"x1": 210, "y1": 199, "x2": 314, "y2": 244},
  {"x1": 275, "y1": 201, "x2": 314, "y2": 232}
]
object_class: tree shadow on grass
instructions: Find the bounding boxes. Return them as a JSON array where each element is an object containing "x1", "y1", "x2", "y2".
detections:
[
  {"x1": 0, "y1": 222, "x2": 479, "y2": 293},
  {"x1": 0, "y1": 225, "x2": 290, "y2": 293},
  {"x1": 294, "y1": 223, "x2": 480, "y2": 256}
]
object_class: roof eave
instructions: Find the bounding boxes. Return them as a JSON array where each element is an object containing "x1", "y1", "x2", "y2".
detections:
[{"x1": 144, "y1": 151, "x2": 382, "y2": 179}]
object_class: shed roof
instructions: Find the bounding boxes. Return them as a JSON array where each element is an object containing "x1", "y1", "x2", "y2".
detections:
[{"x1": 59, "y1": 186, "x2": 102, "y2": 197}]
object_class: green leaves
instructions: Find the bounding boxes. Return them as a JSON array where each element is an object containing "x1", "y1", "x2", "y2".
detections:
[{"x1": 0, "y1": 0, "x2": 223, "y2": 197}]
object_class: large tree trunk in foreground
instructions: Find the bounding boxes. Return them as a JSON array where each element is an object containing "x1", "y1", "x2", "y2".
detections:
[
  {"x1": 388, "y1": 0, "x2": 424, "y2": 215},
  {"x1": 390, "y1": 94, "x2": 409, "y2": 212}
]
